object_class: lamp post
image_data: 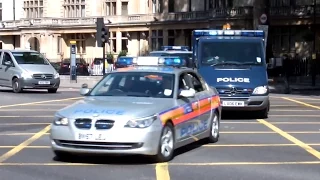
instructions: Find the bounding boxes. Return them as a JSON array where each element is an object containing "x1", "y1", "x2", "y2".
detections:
[{"x1": 311, "y1": 0, "x2": 317, "y2": 86}]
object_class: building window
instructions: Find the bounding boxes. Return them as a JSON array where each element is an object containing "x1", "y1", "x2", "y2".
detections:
[
  {"x1": 271, "y1": 27, "x2": 296, "y2": 54},
  {"x1": 168, "y1": 0, "x2": 174, "y2": 12},
  {"x1": 23, "y1": 0, "x2": 44, "y2": 18},
  {"x1": 70, "y1": 33, "x2": 86, "y2": 54},
  {"x1": 0, "y1": 3, "x2": 2, "y2": 21},
  {"x1": 106, "y1": 0, "x2": 116, "y2": 15},
  {"x1": 168, "y1": 30, "x2": 175, "y2": 46},
  {"x1": 121, "y1": 32, "x2": 128, "y2": 52},
  {"x1": 269, "y1": 0, "x2": 291, "y2": 7},
  {"x1": 152, "y1": 0, "x2": 163, "y2": 13},
  {"x1": 63, "y1": 0, "x2": 86, "y2": 18},
  {"x1": 57, "y1": 36, "x2": 62, "y2": 54},
  {"x1": 151, "y1": 30, "x2": 163, "y2": 50},
  {"x1": 121, "y1": 2, "x2": 128, "y2": 15},
  {"x1": 110, "y1": 32, "x2": 117, "y2": 52}
]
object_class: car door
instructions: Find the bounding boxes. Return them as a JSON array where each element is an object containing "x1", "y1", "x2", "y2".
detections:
[
  {"x1": 175, "y1": 72, "x2": 200, "y2": 142},
  {"x1": 0, "y1": 52, "x2": 15, "y2": 87},
  {"x1": 0, "y1": 51, "x2": 5, "y2": 85},
  {"x1": 184, "y1": 71, "x2": 212, "y2": 135}
]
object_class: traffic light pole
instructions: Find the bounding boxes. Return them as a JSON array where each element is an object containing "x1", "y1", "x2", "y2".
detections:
[
  {"x1": 102, "y1": 42, "x2": 106, "y2": 76},
  {"x1": 95, "y1": 17, "x2": 109, "y2": 76}
]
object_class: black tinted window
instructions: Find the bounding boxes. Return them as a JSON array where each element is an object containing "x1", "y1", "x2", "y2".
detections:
[
  {"x1": 12, "y1": 52, "x2": 49, "y2": 65},
  {"x1": 200, "y1": 41, "x2": 263, "y2": 65}
]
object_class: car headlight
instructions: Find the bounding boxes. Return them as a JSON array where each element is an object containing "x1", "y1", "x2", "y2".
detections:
[
  {"x1": 125, "y1": 115, "x2": 158, "y2": 128},
  {"x1": 21, "y1": 72, "x2": 33, "y2": 79},
  {"x1": 252, "y1": 86, "x2": 268, "y2": 95},
  {"x1": 53, "y1": 116, "x2": 69, "y2": 126},
  {"x1": 54, "y1": 73, "x2": 60, "y2": 79}
]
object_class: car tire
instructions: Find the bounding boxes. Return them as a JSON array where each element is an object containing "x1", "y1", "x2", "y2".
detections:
[
  {"x1": 206, "y1": 111, "x2": 220, "y2": 143},
  {"x1": 153, "y1": 122, "x2": 175, "y2": 163},
  {"x1": 53, "y1": 150, "x2": 70, "y2": 160},
  {"x1": 12, "y1": 78, "x2": 23, "y2": 93},
  {"x1": 257, "y1": 101, "x2": 270, "y2": 119},
  {"x1": 48, "y1": 88, "x2": 58, "y2": 93}
]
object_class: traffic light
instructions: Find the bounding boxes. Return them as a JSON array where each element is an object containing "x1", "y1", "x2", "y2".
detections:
[
  {"x1": 101, "y1": 27, "x2": 109, "y2": 44},
  {"x1": 96, "y1": 17, "x2": 109, "y2": 47}
]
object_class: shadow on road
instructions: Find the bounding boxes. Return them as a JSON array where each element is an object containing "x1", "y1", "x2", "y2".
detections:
[
  {"x1": 0, "y1": 89, "x2": 62, "y2": 94},
  {"x1": 52, "y1": 111, "x2": 258, "y2": 165},
  {"x1": 52, "y1": 139, "x2": 209, "y2": 165},
  {"x1": 222, "y1": 110, "x2": 260, "y2": 120}
]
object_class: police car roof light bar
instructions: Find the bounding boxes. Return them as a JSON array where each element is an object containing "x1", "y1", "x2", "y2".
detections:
[
  {"x1": 116, "y1": 57, "x2": 135, "y2": 65},
  {"x1": 161, "y1": 46, "x2": 189, "y2": 51},
  {"x1": 131, "y1": 56, "x2": 185, "y2": 67},
  {"x1": 192, "y1": 30, "x2": 264, "y2": 38}
]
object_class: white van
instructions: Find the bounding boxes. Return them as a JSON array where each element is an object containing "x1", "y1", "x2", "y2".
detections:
[{"x1": 0, "y1": 49, "x2": 60, "y2": 93}]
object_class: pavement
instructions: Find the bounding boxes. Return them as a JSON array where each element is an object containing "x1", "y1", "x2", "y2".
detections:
[
  {"x1": 0, "y1": 90, "x2": 319, "y2": 180},
  {"x1": 59, "y1": 75, "x2": 103, "y2": 89}
]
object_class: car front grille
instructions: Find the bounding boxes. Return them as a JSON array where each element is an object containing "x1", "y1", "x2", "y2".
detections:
[
  {"x1": 74, "y1": 119, "x2": 115, "y2": 130},
  {"x1": 33, "y1": 74, "x2": 54, "y2": 79},
  {"x1": 55, "y1": 140, "x2": 143, "y2": 150},
  {"x1": 74, "y1": 118, "x2": 92, "y2": 129},
  {"x1": 95, "y1": 120, "x2": 115, "y2": 129},
  {"x1": 216, "y1": 87, "x2": 253, "y2": 95}
]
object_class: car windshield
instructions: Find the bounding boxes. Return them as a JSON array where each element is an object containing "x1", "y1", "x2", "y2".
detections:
[
  {"x1": 200, "y1": 41, "x2": 264, "y2": 66},
  {"x1": 89, "y1": 72, "x2": 175, "y2": 98},
  {"x1": 12, "y1": 52, "x2": 50, "y2": 65}
]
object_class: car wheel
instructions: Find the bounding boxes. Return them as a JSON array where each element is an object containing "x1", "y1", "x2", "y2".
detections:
[
  {"x1": 153, "y1": 122, "x2": 175, "y2": 162},
  {"x1": 12, "y1": 78, "x2": 23, "y2": 93},
  {"x1": 257, "y1": 101, "x2": 270, "y2": 119},
  {"x1": 206, "y1": 111, "x2": 220, "y2": 143},
  {"x1": 53, "y1": 150, "x2": 70, "y2": 160},
  {"x1": 48, "y1": 88, "x2": 58, "y2": 93}
]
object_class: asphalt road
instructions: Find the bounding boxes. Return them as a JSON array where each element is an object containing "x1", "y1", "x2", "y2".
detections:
[{"x1": 0, "y1": 88, "x2": 319, "y2": 180}]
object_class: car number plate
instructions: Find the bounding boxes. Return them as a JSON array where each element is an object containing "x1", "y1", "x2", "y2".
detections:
[
  {"x1": 38, "y1": 81, "x2": 50, "y2": 85},
  {"x1": 222, "y1": 101, "x2": 245, "y2": 107},
  {"x1": 76, "y1": 133, "x2": 107, "y2": 141}
]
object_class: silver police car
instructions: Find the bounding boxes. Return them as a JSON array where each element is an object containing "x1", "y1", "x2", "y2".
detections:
[{"x1": 50, "y1": 63, "x2": 221, "y2": 162}]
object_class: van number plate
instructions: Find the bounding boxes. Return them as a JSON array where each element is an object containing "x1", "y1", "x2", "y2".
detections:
[
  {"x1": 38, "y1": 81, "x2": 50, "y2": 85},
  {"x1": 222, "y1": 101, "x2": 245, "y2": 107}
]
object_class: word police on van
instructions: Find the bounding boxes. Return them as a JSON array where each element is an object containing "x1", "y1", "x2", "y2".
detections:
[{"x1": 217, "y1": 78, "x2": 250, "y2": 83}]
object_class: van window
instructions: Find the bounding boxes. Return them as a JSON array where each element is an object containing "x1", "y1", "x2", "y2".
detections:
[
  {"x1": 12, "y1": 52, "x2": 49, "y2": 65},
  {"x1": 200, "y1": 41, "x2": 264, "y2": 66},
  {"x1": 2, "y1": 52, "x2": 13, "y2": 65}
]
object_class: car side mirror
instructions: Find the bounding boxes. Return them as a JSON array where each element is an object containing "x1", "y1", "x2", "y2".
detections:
[
  {"x1": 179, "y1": 88, "x2": 196, "y2": 98},
  {"x1": 80, "y1": 83, "x2": 90, "y2": 95},
  {"x1": 4, "y1": 61, "x2": 12, "y2": 66}
]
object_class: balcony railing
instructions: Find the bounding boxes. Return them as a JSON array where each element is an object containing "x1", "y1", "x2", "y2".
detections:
[
  {"x1": 0, "y1": 7, "x2": 252, "y2": 29},
  {"x1": 270, "y1": 5, "x2": 320, "y2": 17}
]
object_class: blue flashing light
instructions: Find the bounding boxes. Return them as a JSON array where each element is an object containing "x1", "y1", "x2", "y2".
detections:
[
  {"x1": 132, "y1": 56, "x2": 185, "y2": 67},
  {"x1": 116, "y1": 57, "x2": 134, "y2": 65},
  {"x1": 161, "y1": 46, "x2": 189, "y2": 51},
  {"x1": 193, "y1": 30, "x2": 265, "y2": 38},
  {"x1": 159, "y1": 57, "x2": 184, "y2": 66}
]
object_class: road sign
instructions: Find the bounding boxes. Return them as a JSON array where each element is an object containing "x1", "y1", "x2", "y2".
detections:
[{"x1": 260, "y1": 14, "x2": 267, "y2": 24}]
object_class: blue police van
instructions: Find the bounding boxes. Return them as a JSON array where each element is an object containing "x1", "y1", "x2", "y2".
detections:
[{"x1": 191, "y1": 29, "x2": 270, "y2": 118}]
